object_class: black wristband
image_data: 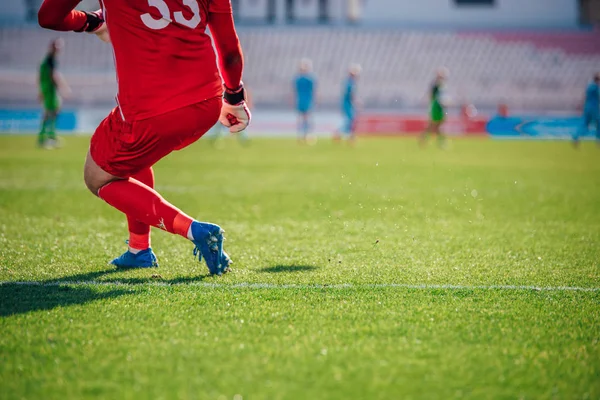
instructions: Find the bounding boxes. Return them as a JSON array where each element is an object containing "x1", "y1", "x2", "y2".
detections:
[
  {"x1": 223, "y1": 85, "x2": 245, "y2": 105},
  {"x1": 75, "y1": 12, "x2": 104, "y2": 33}
]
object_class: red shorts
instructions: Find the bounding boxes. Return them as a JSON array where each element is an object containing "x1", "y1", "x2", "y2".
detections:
[{"x1": 90, "y1": 97, "x2": 221, "y2": 177}]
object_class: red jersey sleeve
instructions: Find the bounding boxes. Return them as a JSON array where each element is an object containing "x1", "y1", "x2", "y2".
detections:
[
  {"x1": 38, "y1": 0, "x2": 88, "y2": 31},
  {"x1": 208, "y1": 11, "x2": 243, "y2": 90},
  {"x1": 209, "y1": 0, "x2": 233, "y2": 14}
]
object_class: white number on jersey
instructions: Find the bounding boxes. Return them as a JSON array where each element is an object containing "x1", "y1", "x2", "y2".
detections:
[{"x1": 141, "y1": 0, "x2": 202, "y2": 30}]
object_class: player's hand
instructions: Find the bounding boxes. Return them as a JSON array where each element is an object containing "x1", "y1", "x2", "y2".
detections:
[
  {"x1": 78, "y1": 10, "x2": 110, "y2": 43},
  {"x1": 220, "y1": 101, "x2": 251, "y2": 133},
  {"x1": 75, "y1": 10, "x2": 105, "y2": 33},
  {"x1": 220, "y1": 84, "x2": 251, "y2": 133}
]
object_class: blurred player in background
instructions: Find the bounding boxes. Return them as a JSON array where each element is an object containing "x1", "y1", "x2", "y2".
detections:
[
  {"x1": 38, "y1": 38, "x2": 70, "y2": 148},
  {"x1": 293, "y1": 58, "x2": 316, "y2": 143},
  {"x1": 38, "y1": 0, "x2": 250, "y2": 275},
  {"x1": 335, "y1": 64, "x2": 361, "y2": 144},
  {"x1": 420, "y1": 67, "x2": 449, "y2": 148},
  {"x1": 572, "y1": 73, "x2": 599, "y2": 147}
]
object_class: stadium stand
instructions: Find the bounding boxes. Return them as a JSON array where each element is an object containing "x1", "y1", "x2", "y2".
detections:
[{"x1": 0, "y1": 26, "x2": 599, "y2": 110}]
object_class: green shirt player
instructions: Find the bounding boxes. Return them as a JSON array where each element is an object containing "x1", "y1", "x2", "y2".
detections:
[
  {"x1": 420, "y1": 67, "x2": 449, "y2": 148},
  {"x1": 38, "y1": 39, "x2": 69, "y2": 148}
]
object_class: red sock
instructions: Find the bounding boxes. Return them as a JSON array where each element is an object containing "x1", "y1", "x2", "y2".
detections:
[
  {"x1": 127, "y1": 168, "x2": 154, "y2": 250},
  {"x1": 98, "y1": 178, "x2": 194, "y2": 239}
]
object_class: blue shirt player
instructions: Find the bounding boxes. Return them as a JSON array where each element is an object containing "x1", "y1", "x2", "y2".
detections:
[
  {"x1": 294, "y1": 59, "x2": 316, "y2": 142},
  {"x1": 337, "y1": 64, "x2": 361, "y2": 143},
  {"x1": 574, "y1": 73, "x2": 600, "y2": 146}
]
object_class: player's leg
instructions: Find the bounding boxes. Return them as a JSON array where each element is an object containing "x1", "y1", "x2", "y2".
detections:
[
  {"x1": 435, "y1": 121, "x2": 447, "y2": 149},
  {"x1": 87, "y1": 100, "x2": 230, "y2": 274},
  {"x1": 420, "y1": 104, "x2": 437, "y2": 147},
  {"x1": 46, "y1": 110, "x2": 58, "y2": 143},
  {"x1": 38, "y1": 109, "x2": 49, "y2": 147},
  {"x1": 44, "y1": 94, "x2": 61, "y2": 146},
  {"x1": 127, "y1": 167, "x2": 154, "y2": 252},
  {"x1": 297, "y1": 112, "x2": 305, "y2": 142},
  {"x1": 573, "y1": 111, "x2": 589, "y2": 147},
  {"x1": 302, "y1": 113, "x2": 309, "y2": 137},
  {"x1": 429, "y1": 121, "x2": 440, "y2": 146},
  {"x1": 86, "y1": 154, "x2": 227, "y2": 274},
  {"x1": 431, "y1": 102, "x2": 446, "y2": 148},
  {"x1": 338, "y1": 106, "x2": 353, "y2": 143},
  {"x1": 304, "y1": 109, "x2": 318, "y2": 145},
  {"x1": 303, "y1": 111, "x2": 312, "y2": 137},
  {"x1": 85, "y1": 149, "x2": 179, "y2": 236},
  {"x1": 348, "y1": 112, "x2": 357, "y2": 146},
  {"x1": 110, "y1": 167, "x2": 158, "y2": 268},
  {"x1": 297, "y1": 106, "x2": 310, "y2": 142}
]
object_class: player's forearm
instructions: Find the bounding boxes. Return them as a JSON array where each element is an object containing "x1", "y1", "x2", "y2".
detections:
[
  {"x1": 208, "y1": 13, "x2": 244, "y2": 90},
  {"x1": 38, "y1": 0, "x2": 87, "y2": 31}
]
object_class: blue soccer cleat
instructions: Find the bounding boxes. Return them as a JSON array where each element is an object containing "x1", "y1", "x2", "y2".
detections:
[
  {"x1": 190, "y1": 221, "x2": 229, "y2": 275},
  {"x1": 111, "y1": 248, "x2": 159, "y2": 269},
  {"x1": 221, "y1": 249, "x2": 233, "y2": 272}
]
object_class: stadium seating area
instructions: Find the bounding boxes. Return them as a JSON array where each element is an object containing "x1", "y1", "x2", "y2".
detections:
[{"x1": 0, "y1": 26, "x2": 599, "y2": 110}]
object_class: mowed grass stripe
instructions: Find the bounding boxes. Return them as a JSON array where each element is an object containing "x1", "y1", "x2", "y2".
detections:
[{"x1": 2, "y1": 280, "x2": 599, "y2": 292}]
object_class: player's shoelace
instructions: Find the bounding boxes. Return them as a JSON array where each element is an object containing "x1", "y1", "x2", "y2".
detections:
[
  {"x1": 221, "y1": 250, "x2": 233, "y2": 271},
  {"x1": 193, "y1": 246, "x2": 233, "y2": 273},
  {"x1": 192, "y1": 228, "x2": 230, "y2": 275}
]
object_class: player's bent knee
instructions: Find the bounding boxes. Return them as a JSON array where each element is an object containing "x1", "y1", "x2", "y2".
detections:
[
  {"x1": 84, "y1": 170, "x2": 119, "y2": 197},
  {"x1": 84, "y1": 178, "x2": 100, "y2": 196},
  {"x1": 84, "y1": 152, "x2": 118, "y2": 196},
  {"x1": 83, "y1": 167, "x2": 104, "y2": 196}
]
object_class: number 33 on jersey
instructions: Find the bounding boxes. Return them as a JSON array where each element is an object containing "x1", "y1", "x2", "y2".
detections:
[
  {"x1": 141, "y1": 0, "x2": 202, "y2": 30},
  {"x1": 99, "y1": 0, "x2": 233, "y2": 121}
]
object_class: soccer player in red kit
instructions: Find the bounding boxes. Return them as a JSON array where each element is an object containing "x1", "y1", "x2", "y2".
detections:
[{"x1": 37, "y1": 0, "x2": 250, "y2": 275}]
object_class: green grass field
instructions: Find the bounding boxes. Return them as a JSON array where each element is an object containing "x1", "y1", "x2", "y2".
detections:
[{"x1": 1, "y1": 135, "x2": 599, "y2": 399}]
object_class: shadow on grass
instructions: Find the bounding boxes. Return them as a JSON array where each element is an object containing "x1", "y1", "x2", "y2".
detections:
[
  {"x1": 42, "y1": 268, "x2": 212, "y2": 285},
  {"x1": 1, "y1": 263, "x2": 318, "y2": 316},
  {"x1": 259, "y1": 265, "x2": 319, "y2": 273},
  {"x1": 0, "y1": 267, "x2": 213, "y2": 317},
  {"x1": 0, "y1": 284, "x2": 131, "y2": 317}
]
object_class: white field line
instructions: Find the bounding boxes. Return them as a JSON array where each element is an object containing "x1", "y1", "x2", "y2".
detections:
[{"x1": 0, "y1": 281, "x2": 599, "y2": 292}]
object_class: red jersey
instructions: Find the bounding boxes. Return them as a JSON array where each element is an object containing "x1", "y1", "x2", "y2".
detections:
[{"x1": 99, "y1": 0, "x2": 232, "y2": 121}]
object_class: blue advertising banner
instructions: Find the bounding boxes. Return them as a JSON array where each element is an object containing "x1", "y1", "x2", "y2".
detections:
[
  {"x1": 0, "y1": 109, "x2": 77, "y2": 133},
  {"x1": 486, "y1": 115, "x2": 594, "y2": 139}
]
